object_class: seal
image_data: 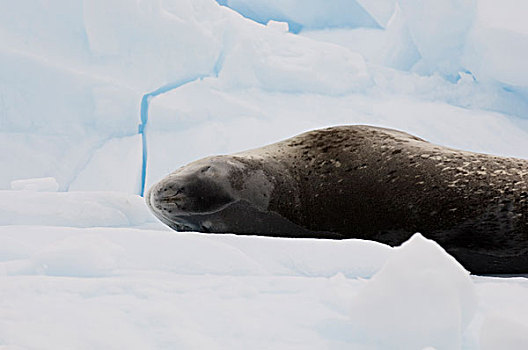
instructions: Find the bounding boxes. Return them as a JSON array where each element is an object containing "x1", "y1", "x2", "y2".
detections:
[{"x1": 146, "y1": 125, "x2": 528, "y2": 274}]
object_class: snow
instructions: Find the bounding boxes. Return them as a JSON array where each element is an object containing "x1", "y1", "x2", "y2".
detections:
[
  {"x1": 0, "y1": 191, "x2": 155, "y2": 228},
  {"x1": 480, "y1": 314, "x2": 528, "y2": 350},
  {"x1": 302, "y1": 5, "x2": 421, "y2": 71},
  {"x1": 10, "y1": 177, "x2": 59, "y2": 192},
  {"x1": 1, "y1": 215, "x2": 527, "y2": 348},
  {"x1": 463, "y1": 0, "x2": 528, "y2": 87},
  {"x1": 398, "y1": 0, "x2": 476, "y2": 77},
  {"x1": 1, "y1": 0, "x2": 528, "y2": 348},
  {"x1": 266, "y1": 20, "x2": 290, "y2": 33},
  {"x1": 68, "y1": 135, "x2": 143, "y2": 193},
  {"x1": 348, "y1": 233, "x2": 477, "y2": 350}
]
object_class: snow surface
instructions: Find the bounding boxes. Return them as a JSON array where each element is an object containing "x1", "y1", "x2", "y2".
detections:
[
  {"x1": 1, "y1": 0, "x2": 528, "y2": 348},
  {"x1": 1, "y1": 199, "x2": 527, "y2": 349},
  {"x1": 348, "y1": 233, "x2": 477, "y2": 350}
]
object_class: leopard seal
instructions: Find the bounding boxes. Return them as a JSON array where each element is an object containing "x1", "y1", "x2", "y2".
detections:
[{"x1": 146, "y1": 125, "x2": 528, "y2": 274}]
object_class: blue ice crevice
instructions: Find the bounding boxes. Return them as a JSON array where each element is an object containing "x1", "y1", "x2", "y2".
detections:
[
  {"x1": 138, "y1": 75, "x2": 206, "y2": 196},
  {"x1": 138, "y1": 49, "x2": 226, "y2": 196}
]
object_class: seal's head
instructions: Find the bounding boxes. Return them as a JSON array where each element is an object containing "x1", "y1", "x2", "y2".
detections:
[
  {"x1": 146, "y1": 155, "x2": 275, "y2": 233},
  {"x1": 146, "y1": 156, "x2": 239, "y2": 231}
]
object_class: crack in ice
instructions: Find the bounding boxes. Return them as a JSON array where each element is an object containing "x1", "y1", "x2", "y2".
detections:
[
  {"x1": 138, "y1": 76, "x2": 206, "y2": 196},
  {"x1": 138, "y1": 48, "x2": 226, "y2": 196}
]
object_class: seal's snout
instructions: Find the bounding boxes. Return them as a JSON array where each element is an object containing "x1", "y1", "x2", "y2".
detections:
[
  {"x1": 146, "y1": 170, "x2": 235, "y2": 220},
  {"x1": 152, "y1": 183, "x2": 186, "y2": 210},
  {"x1": 147, "y1": 179, "x2": 189, "y2": 216}
]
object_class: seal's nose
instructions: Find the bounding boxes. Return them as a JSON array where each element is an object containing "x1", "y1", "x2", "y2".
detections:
[
  {"x1": 145, "y1": 182, "x2": 199, "y2": 231},
  {"x1": 147, "y1": 181, "x2": 187, "y2": 213}
]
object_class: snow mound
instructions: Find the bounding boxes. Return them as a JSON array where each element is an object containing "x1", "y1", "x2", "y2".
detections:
[
  {"x1": 220, "y1": 235, "x2": 392, "y2": 278},
  {"x1": 349, "y1": 233, "x2": 477, "y2": 350},
  {"x1": 10, "y1": 177, "x2": 59, "y2": 192},
  {"x1": 0, "y1": 191, "x2": 157, "y2": 228},
  {"x1": 0, "y1": 226, "x2": 392, "y2": 279}
]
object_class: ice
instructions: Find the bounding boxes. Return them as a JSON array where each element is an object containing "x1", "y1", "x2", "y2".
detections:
[
  {"x1": 1, "y1": 220, "x2": 526, "y2": 348},
  {"x1": 375, "y1": 4, "x2": 421, "y2": 70},
  {"x1": 0, "y1": 223, "x2": 391, "y2": 279},
  {"x1": 68, "y1": 135, "x2": 143, "y2": 193},
  {"x1": 82, "y1": 0, "x2": 225, "y2": 89},
  {"x1": 0, "y1": 1, "x2": 89, "y2": 60},
  {"x1": 471, "y1": 275, "x2": 528, "y2": 349},
  {"x1": 219, "y1": 33, "x2": 370, "y2": 95},
  {"x1": 475, "y1": 0, "x2": 528, "y2": 35},
  {"x1": 1, "y1": 0, "x2": 528, "y2": 347},
  {"x1": 31, "y1": 234, "x2": 125, "y2": 277},
  {"x1": 218, "y1": 0, "x2": 380, "y2": 33},
  {"x1": 2, "y1": 0, "x2": 528, "y2": 193},
  {"x1": 301, "y1": 4, "x2": 421, "y2": 71},
  {"x1": 144, "y1": 79, "x2": 528, "y2": 188},
  {"x1": 0, "y1": 191, "x2": 157, "y2": 228},
  {"x1": 266, "y1": 20, "x2": 289, "y2": 33},
  {"x1": 0, "y1": 0, "x2": 229, "y2": 192},
  {"x1": 480, "y1": 314, "x2": 528, "y2": 350},
  {"x1": 221, "y1": 235, "x2": 391, "y2": 278},
  {"x1": 355, "y1": 0, "x2": 397, "y2": 28},
  {"x1": 348, "y1": 233, "x2": 477, "y2": 350},
  {"x1": 398, "y1": 0, "x2": 476, "y2": 77},
  {"x1": 10, "y1": 177, "x2": 59, "y2": 192},
  {"x1": 225, "y1": 0, "x2": 479, "y2": 78},
  {"x1": 463, "y1": 0, "x2": 528, "y2": 87}
]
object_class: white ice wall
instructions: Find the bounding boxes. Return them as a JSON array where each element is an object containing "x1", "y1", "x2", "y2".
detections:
[{"x1": 1, "y1": 0, "x2": 527, "y2": 194}]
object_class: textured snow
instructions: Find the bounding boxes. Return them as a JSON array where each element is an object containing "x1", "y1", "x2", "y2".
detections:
[{"x1": 1, "y1": 0, "x2": 528, "y2": 348}]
